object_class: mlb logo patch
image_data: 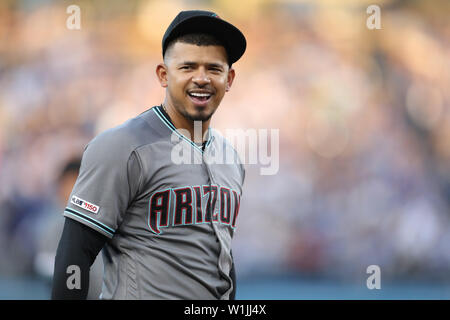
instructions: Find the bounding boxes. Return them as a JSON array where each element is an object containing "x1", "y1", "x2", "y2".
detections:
[{"x1": 71, "y1": 196, "x2": 100, "y2": 214}]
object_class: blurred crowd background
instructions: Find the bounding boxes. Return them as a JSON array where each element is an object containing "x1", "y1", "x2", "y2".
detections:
[{"x1": 0, "y1": 0, "x2": 449, "y2": 299}]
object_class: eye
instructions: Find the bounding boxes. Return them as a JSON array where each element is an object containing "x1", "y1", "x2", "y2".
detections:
[
  {"x1": 209, "y1": 67, "x2": 222, "y2": 73},
  {"x1": 180, "y1": 65, "x2": 192, "y2": 70}
]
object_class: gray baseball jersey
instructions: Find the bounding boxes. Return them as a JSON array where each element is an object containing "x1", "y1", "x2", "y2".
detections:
[{"x1": 63, "y1": 105, "x2": 245, "y2": 300}]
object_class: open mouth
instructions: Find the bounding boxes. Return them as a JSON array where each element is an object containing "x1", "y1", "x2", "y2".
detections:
[{"x1": 188, "y1": 91, "x2": 213, "y2": 105}]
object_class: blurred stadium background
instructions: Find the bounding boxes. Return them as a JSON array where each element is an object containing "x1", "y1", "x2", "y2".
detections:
[{"x1": 0, "y1": 0, "x2": 449, "y2": 299}]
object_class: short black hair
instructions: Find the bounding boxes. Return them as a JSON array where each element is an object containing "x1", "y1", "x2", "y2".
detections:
[{"x1": 163, "y1": 33, "x2": 231, "y2": 66}]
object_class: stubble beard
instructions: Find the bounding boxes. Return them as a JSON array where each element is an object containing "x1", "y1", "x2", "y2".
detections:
[{"x1": 176, "y1": 104, "x2": 216, "y2": 122}]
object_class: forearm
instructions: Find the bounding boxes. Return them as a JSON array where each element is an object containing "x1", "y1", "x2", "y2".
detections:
[{"x1": 51, "y1": 218, "x2": 107, "y2": 299}]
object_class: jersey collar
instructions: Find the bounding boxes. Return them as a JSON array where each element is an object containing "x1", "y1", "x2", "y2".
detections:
[{"x1": 153, "y1": 105, "x2": 213, "y2": 153}]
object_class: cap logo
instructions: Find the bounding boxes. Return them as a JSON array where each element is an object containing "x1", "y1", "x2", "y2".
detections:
[{"x1": 211, "y1": 13, "x2": 220, "y2": 19}]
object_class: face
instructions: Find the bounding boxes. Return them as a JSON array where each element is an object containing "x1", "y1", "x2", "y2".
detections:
[{"x1": 157, "y1": 42, "x2": 235, "y2": 122}]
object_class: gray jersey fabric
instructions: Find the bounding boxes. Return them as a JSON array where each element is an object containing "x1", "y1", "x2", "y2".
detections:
[{"x1": 63, "y1": 106, "x2": 245, "y2": 300}]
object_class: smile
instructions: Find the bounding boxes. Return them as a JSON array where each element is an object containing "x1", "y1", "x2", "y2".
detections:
[{"x1": 188, "y1": 91, "x2": 213, "y2": 106}]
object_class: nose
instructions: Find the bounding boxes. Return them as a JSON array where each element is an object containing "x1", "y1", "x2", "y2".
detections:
[{"x1": 192, "y1": 67, "x2": 211, "y2": 86}]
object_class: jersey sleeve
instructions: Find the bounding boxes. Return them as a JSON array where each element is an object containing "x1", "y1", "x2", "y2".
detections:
[{"x1": 64, "y1": 129, "x2": 142, "y2": 238}]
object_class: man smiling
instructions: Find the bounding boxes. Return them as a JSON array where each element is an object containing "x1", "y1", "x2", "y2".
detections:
[
  {"x1": 157, "y1": 16, "x2": 242, "y2": 141},
  {"x1": 52, "y1": 10, "x2": 247, "y2": 300}
]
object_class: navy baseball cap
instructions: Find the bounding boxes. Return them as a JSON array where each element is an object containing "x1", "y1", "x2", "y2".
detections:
[{"x1": 162, "y1": 10, "x2": 247, "y2": 65}]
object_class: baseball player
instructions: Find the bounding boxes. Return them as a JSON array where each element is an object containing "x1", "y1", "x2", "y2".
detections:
[{"x1": 51, "y1": 10, "x2": 246, "y2": 300}]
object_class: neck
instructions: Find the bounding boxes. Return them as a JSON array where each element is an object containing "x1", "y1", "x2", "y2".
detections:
[{"x1": 162, "y1": 101, "x2": 210, "y2": 144}]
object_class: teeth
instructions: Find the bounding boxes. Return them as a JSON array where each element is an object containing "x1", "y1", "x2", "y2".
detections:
[{"x1": 189, "y1": 92, "x2": 211, "y2": 97}]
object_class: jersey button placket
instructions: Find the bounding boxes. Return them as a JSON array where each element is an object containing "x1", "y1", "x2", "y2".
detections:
[
  {"x1": 203, "y1": 146, "x2": 222, "y2": 242},
  {"x1": 202, "y1": 139, "x2": 233, "y2": 299}
]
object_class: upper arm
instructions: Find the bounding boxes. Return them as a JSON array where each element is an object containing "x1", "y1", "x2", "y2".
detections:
[{"x1": 63, "y1": 130, "x2": 141, "y2": 238}]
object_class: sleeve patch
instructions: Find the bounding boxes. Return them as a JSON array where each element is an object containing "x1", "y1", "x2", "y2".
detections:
[{"x1": 71, "y1": 195, "x2": 100, "y2": 214}]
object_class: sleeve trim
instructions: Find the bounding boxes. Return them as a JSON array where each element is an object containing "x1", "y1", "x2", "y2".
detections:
[{"x1": 64, "y1": 207, "x2": 115, "y2": 237}]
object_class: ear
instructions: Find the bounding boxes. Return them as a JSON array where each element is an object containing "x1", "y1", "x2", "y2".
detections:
[
  {"x1": 156, "y1": 63, "x2": 168, "y2": 88},
  {"x1": 225, "y1": 68, "x2": 236, "y2": 92}
]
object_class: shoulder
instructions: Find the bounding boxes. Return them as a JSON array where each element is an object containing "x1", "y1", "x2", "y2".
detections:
[{"x1": 86, "y1": 108, "x2": 163, "y2": 156}]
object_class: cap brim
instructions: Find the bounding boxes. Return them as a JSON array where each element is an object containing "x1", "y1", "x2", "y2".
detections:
[{"x1": 163, "y1": 16, "x2": 246, "y2": 65}]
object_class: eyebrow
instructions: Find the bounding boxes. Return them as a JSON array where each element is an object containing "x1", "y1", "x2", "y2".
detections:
[{"x1": 179, "y1": 61, "x2": 225, "y2": 69}]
